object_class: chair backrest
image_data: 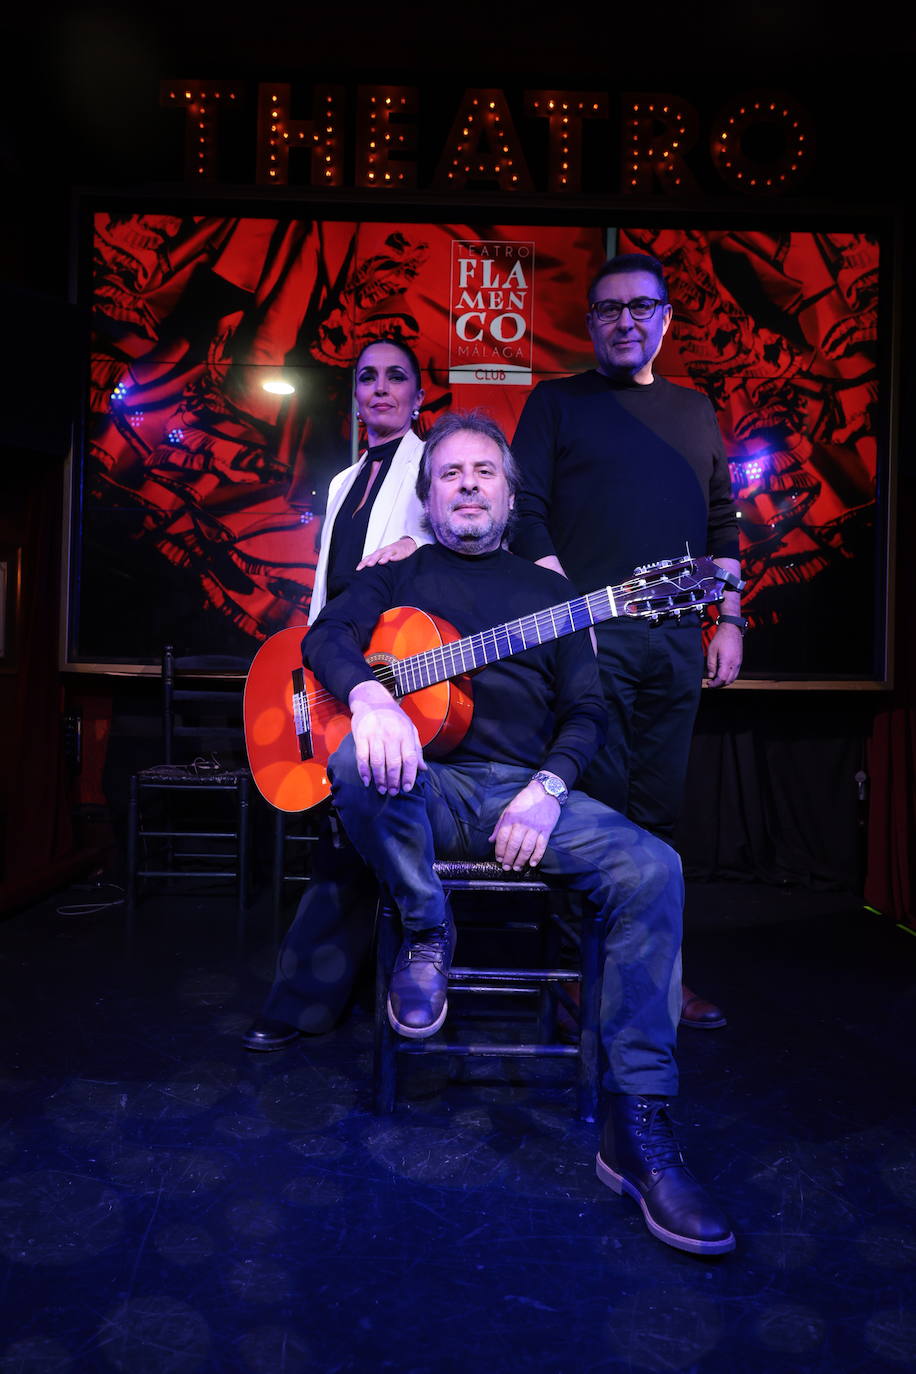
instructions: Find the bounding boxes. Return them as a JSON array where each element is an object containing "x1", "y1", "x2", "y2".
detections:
[{"x1": 162, "y1": 644, "x2": 252, "y2": 768}]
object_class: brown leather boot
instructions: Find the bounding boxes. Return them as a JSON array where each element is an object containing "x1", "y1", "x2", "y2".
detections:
[
  {"x1": 680, "y1": 983, "x2": 727, "y2": 1029},
  {"x1": 596, "y1": 1094, "x2": 736, "y2": 1255}
]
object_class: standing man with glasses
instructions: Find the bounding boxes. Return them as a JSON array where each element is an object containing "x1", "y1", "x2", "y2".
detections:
[{"x1": 511, "y1": 252, "x2": 745, "y2": 1029}]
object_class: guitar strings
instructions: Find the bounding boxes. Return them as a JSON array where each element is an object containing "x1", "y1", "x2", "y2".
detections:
[
  {"x1": 298, "y1": 602, "x2": 592, "y2": 710},
  {"x1": 296, "y1": 571, "x2": 716, "y2": 712}
]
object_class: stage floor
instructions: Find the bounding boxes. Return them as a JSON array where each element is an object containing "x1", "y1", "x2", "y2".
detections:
[{"x1": 2, "y1": 878, "x2": 915, "y2": 1372}]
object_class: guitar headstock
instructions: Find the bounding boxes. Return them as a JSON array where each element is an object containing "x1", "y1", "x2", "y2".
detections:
[{"x1": 618, "y1": 555, "x2": 742, "y2": 622}]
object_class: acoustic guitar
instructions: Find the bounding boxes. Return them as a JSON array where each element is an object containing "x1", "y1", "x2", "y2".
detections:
[{"x1": 243, "y1": 554, "x2": 740, "y2": 812}]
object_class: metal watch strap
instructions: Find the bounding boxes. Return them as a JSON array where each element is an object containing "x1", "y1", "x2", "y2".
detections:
[{"x1": 531, "y1": 770, "x2": 569, "y2": 806}]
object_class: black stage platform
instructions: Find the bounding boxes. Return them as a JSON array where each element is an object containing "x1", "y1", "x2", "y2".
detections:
[{"x1": 2, "y1": 879, "x2": 915, "y2": 1372}]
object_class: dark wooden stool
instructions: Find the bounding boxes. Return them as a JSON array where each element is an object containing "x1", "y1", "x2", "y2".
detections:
[{"x1": 373, "y1": 859, "x2": 604, "y2": 1121}]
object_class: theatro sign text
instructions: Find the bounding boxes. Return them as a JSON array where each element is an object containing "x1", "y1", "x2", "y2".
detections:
[{"x1": 160, "y1": 83, "x2": 816, "y2": 197}]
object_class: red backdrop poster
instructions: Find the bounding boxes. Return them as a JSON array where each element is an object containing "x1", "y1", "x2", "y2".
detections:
[
  {"x1": 69, "y1": 205, "x2": 890, "y2": 682},
  {"x1": 619, "y1": 226, "x2": 884, "y2": 679}
]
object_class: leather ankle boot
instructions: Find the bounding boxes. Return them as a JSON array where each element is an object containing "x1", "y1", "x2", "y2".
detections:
[
  {"x1": 596, "y1": 1094, "x2": 735, "y2": 1255},
  {"x1": 387, "y1": 915, "x2": 457, "y2": 1039},
  {"x1": 680, "y1": 983, "x2": 727, "y2": 1029}
]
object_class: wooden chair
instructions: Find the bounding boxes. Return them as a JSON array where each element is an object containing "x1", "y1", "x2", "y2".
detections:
[
  {"x1": 373, "y1": 860, "x2": 604, "y2": 1121},
  {"x1": 125, "y1": 645, "x2": 252, "y2": 933}
]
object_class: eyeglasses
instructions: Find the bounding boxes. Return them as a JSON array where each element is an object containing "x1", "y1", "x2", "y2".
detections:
[{"x1": 589, "y1": 297, "x2": 667, "y2": 323}]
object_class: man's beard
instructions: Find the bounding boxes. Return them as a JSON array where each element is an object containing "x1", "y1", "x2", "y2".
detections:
[{"x1": 432, "y1": 505, "x2": 502, "y2": 552}]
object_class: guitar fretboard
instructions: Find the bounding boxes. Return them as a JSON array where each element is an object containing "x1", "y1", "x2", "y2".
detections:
[{"x1": 392, "y1": 586, "x2": 616, "y2": 696}]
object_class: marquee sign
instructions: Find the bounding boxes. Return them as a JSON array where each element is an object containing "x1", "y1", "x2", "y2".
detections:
[{"x1": 160, "y1": 83, "x2": 816, "y2": 197}]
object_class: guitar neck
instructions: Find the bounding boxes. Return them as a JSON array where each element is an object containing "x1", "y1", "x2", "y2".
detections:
[{"x1": 392, "y1": 584, "x2": 622, "y2": 697}]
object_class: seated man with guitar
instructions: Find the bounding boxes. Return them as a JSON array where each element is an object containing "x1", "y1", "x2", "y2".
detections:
[{"x1": 295, "y1": 408, "x2": 736, "y2": 1256}]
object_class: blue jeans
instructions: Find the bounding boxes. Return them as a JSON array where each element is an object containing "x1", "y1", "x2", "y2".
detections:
[{"x1": 328, "y1": 736, "x2": 683, "y2": 1096}]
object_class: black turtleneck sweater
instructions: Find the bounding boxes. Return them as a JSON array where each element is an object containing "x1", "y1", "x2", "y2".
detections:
[
  {"x1": 510, "y1": 371, "x2": 740, "y2": 592},
  {"x1": 304, "y1": 542, "x2": 608, "y2": 789}
]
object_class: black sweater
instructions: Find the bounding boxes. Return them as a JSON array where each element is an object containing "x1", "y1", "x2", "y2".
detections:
[
  {"x1": 511, "y1": 371, "x2": 740, "y2": 592},
  {"x1": 304, "y1": 542, "x2": 609, "y2": 790}
]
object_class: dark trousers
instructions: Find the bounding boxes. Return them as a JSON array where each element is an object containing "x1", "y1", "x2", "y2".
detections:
[
  {"x1": 581, "y1": 618, "x2": 705, "y2": 844},
  {"x1": 262, "y1": 804, "x2": 377, "y2": 1033}
]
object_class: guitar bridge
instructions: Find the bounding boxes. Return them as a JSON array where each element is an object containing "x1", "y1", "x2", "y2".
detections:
[{"x1": 291, "y1": 666, "x2": 313, "y2": 762}]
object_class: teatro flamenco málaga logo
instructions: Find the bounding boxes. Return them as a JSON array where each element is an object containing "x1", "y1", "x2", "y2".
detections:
[{"x1": 448, "y1": 240, "x2": 535, "y2": 386}]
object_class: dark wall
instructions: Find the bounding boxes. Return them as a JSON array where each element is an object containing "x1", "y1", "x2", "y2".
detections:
[{"x1": 2, "y1": 5, "x2": 915, "y2": 288}]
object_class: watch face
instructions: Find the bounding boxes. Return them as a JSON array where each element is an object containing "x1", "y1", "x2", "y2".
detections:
[{"x1": 536, "y1": 772, "x2": 567, "y2": 801}]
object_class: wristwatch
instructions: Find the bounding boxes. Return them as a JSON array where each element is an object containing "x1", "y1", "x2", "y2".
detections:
[
  {"x1": 531, "y1": 770, "x2": 569, "y2": 806},
  {"x1": 717, "y1": 614, "x2": 748, "y2": 636}
]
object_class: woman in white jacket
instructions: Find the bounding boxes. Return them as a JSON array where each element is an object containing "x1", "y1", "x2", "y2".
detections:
[
  {"x1": 245, "y1": 336, "x2": 430, "y2": 1052},
  {"x1": 308, "y1": 337, "x2": 429, "y2": 622}
]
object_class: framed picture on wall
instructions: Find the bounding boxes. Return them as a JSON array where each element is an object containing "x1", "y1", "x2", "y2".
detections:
[{"x1": 63, "y1": 190, "x2": 900, "y2": 687}]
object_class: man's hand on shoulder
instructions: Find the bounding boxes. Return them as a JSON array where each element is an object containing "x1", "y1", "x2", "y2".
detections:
[
  {"x1": 348, "y1": 680, "x2": 427, "y2": 794},
  {"x1": 488, "y1": 780, "x2": 561, "y2": 871}
]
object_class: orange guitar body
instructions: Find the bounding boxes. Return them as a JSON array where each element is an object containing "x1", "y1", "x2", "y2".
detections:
[{"x1": 243, "y1": 609, "x2": 474, "y2": 812}]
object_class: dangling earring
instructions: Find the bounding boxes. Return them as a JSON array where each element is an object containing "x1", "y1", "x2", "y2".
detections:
[{"x1": 411, "y1": 408, "x2": 420, "y2": 419}]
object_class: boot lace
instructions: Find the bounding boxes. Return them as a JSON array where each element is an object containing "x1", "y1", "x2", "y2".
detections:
[
  {"x1": 634, "y1": 1098, "x2": 687, "y2": 1174},
  {"x1": 402, "y1": 925, "x2": 451, "y2": 966}
]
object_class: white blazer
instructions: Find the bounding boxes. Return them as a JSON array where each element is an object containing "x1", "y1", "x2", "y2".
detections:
[{"x1": 308, "y1": 429, "x2": 429, "y2": 623}]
